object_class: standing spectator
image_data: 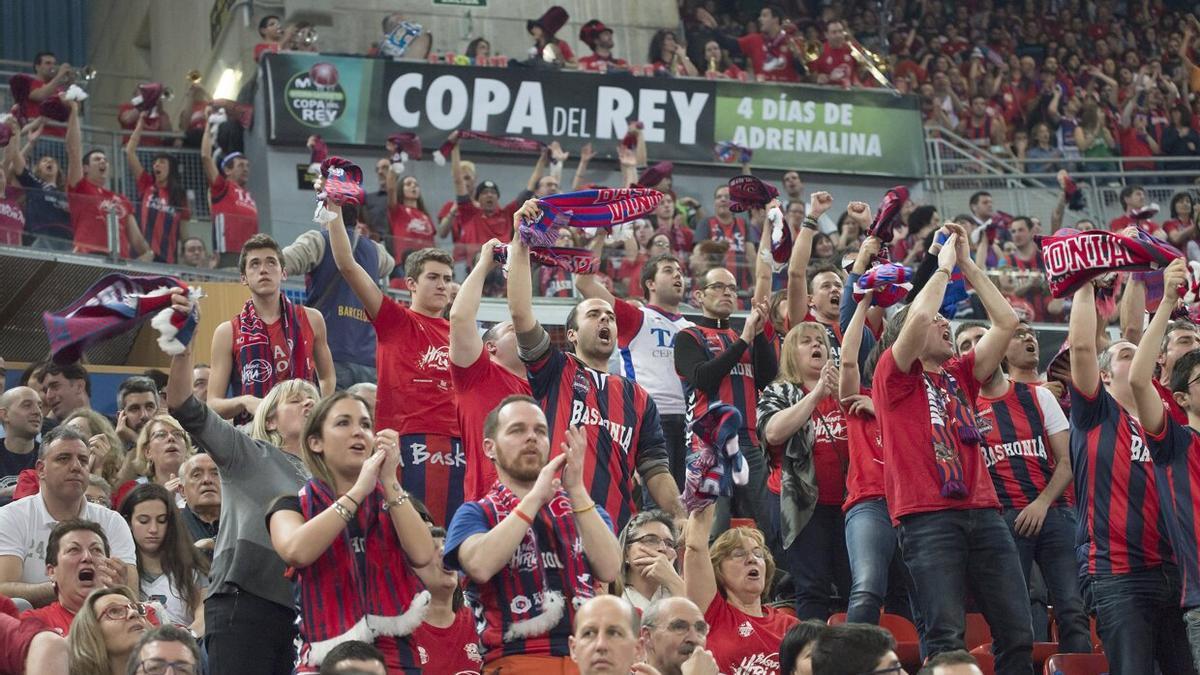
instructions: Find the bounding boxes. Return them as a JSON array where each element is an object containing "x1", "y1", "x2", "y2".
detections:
[
  {"x1": 695, "y1": 186, "x2": 759, "y2": 297},
  {"x1": 117, "y1": 90, "x2": 172, "y2": 148},
  {"x1": 578, "y1": 20, "x2": 629, "y2": 72},
  {"x1": 325, "y1": 202, "x2": 464, "y2": 527},
  {"x1": 789, "y1": 193, "x2": 848, "y2": 364},
  {"x1": 5, "y1": 118, "x2": 71, "y2": 250},
  {"x1": 736, "y1": 5, "x2": 803, "y2": 84},
  {"x1": 612, "y1": 510, "x2": 684, "y2": 612},
  {"x1": 569, "y1": 596, "x2": 642, "y2": 675},
  {"x1": 1108, "y1": 185, "x2": 1160, "y2": 231},
  {"x1": 507, "y1": 201, "x2": 684, "y2": 530},
  {"x1": 266, "y1": 392, "x2": 434, "y2": 671},
  {"x1": 959, "y1": 96, "x2": 1008, "y2": 148},
  {"x1": 1162, "y1": 103, "x2": 1200, "y2": 175},
  {"x1": 125, "y1": 116, "x2": 190, "y2": 264},
  {"x1": 684, "y1": 503, "x2": 798, "y2": 673},
  {"x1": 443, "y1": 396, "x2": 621, "y2": 671},
  {"x1": 282, "y1": 201, "x2": 395, "y2": 391},
  {"x1": 207, "y1": 234, "x2": 335, "y2": 421},
  {"x1": 254, "y1": 15, "x2": 297, "y2": 63},
  {"x1": 18, "y1": 520, "x2": 114, "y2": 634},
  {"x1": 177, "y1": 453, "x2": 219, "y2": 552},
  {"x1": 64, "y1": 99, "x2": 150, "y2": 259},
  {"x1": 527, "y1": 6, "x2": 576, "y2": 68},
  {"x1": 201, "y1": 111, "x2": 258, "y2": 265},
  {"x1": 64, "y1": 586, "x2": 151, "y2": 675},
  {"x1": 640, "y1": 597, "x2": 716, "y2": 675},
  {"x1": 0, "y1": 124, "x2": 24, "y2": 244},
  {"x1": 40, "y1": 362, "x2": 91, "y2": 426},
  {"x1": 0, "y1": 426, "x2": 137, "y2": 608},
  {"x1": 22, "y1": 53, "x2": 71, "y2": 137},
  {"x1": 125, "y1": 624, "x2": 201, "y2": 675},
  {"x1": 409, "y1": 524, "x2": 484, "y2": 674},
  {"x1": 386, "y1": 173, "x2": 434, "y2": 262},
  {"x1": 448, "y1": 239, "x2": 530, "y2": 502},
  {"x1": 0, "y1": 387, "x2": 41, "y2": 503},
  {"x1": 1075, "y1": 102, "x2": 1116, "y2": 173},
  {"x1": 118, "y1": 484, "x2": 208, "y2": 633},
  {"x1": 650, "y1": 30, "x2": 700, "y2": 77},
  {"x1": 450, "y1": 137, "x2": 513, "y2": 265},
  {"x1": 363, "y1": 159, "x2": 390, "y2": 238},
  {"x1": 810, "y1": 19, "x2": 856, "y2": 87}
]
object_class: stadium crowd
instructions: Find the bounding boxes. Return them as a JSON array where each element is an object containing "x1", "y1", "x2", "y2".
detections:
[{"x1": 6, "y1": 2, "x2": 1200, "y2": 675}]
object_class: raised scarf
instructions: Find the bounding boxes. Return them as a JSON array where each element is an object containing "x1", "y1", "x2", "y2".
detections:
[
  {"x1": 296, "y1": 479, "x2": 430, "y2": 665},
  {"x1": 1043, "y1": 227, "x2": 1181, "y2": 298},
  {"x1": 232, "y1": 294, "x2": 314, "y2": 398},
  {"x1": 519, "y1": 189, "x2": 664, "y2": 247},
  {"x1": 923, "y1": 369, "x2": 983, "y2": 499},
  {"x1": 853, "y1": 263, "x2": 913, "y2": 308},
  {"x1": 479, "y1": 481, "x2": 594, "y2": 641},
  {"x1": 433, "y1": 131, "x2": 545, "y2": 165},
  {"x1": 492, "y1": 243, "x2": 600, "y2": 275}
]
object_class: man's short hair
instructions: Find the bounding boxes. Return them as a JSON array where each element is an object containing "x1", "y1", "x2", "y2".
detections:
[
  {"x1": 43, "y1": 362, "x2": 91, "y2": 397},
  {"x1": 1162, "y1": 320, "x2": 1200, "y2": 353},
  {"x1": 118, "y1": 376, "x2": 160, "y2": 408},
  {"x1": 762, "y1": 4, "x2": 787, "y2": 20},
  {"x1": 238, "y1": 233, "x2": 282, "y2": 275},
  {"x1": 46, "y1": 519, "x2": 109, "y2": 566},
  {"x1": 805, "y1": 261, "x2": 845, "y2": 287},
  {"x1": 39, "y1": 424, "x2": 90, "y2": 459},
  {"x1": 182, "y1": 236, "x2": 205, "y2": 251},
  {"x1": 810, "y1": 623, "x2": 897, "y2": 675},
  {"x1": 917, "y1": 649, "x2": 979, "y2": 674},
  {"x1": 954, "y1": 320, "x2": 989, "y2": 342},
  {"x1": 1170, "y1": 349, "x2": 1200, "y2": 393},
  {"x1": 318, "y1": 640, "x2": 386, "y2": 675},
  {"x1": 1119, "y1": 184, "x2": 1144, "y2": 208},
  {"x1": 126, "y1": 625, "x2": 201, "y2": 675},
  {"x1": 404, "y1": 247, "x2": 454, "y2": 281},
  {"x1": 258, "y1": 14, "x2": 280, "y2": 36},
  {"x1": 968, "y1": 191, "x2": 991, "y2": 208},
  {"x1": 480, "y1": 322, "x2": 508, "y2": 344},
  {"x1": 81, "y1": 149, "x2": 106, "y2": 168},
  {"x1": 482, "y1": 394, "x2": 539, "y2": 441},
  {"x1": 34, "y1": 52, "x2": 56, "y2": 68},
  {"x1": 640, "y1": 253, "x2": 681, "y2": 299}
]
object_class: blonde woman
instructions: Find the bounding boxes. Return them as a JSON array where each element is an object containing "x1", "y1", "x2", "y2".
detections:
[
  {"x1": 251, "y1": 378, "x2": 320, "y2": 453},
  {"x1": 113, "y1": 415, "x2": 194, "y2": 508},
  {"x1": 66, "y1": 586, "x2": 151, "y2": 675},
  {"x1": 63, "y1": 410, "x2": 124, "y2": 487}
]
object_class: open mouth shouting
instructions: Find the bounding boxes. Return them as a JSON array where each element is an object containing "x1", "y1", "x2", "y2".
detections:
[{"x1": 597, "y1": 326, "x2": 613, "y2": 346}]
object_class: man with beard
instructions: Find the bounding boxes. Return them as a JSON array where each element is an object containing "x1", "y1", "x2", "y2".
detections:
[
  {"x1": 641, "y1": 597, "x2": 718, "y2": 675},
  {"x1": 507, "y1": 200, "x2": 684, "y2": 530},
  {"x1": 789, "y1": 192, "x2": 847, "y2": 364},
  {"x1": 20, "y1": 521, "x2": 118, "y2": 634},
  {"x1": 0, "y1": 387, "x2": 42, "y2": 502},
  {"x1": 578, "y1": 20, "x2": 630, "y2": 72},
  {"x1": 178, "y1": 454, "x2": 220, "y2": 556},
  {"x1": 115, "y1": 376, "x2": 159, "y2": 449},
  {"x1": 576, "y1": 253, "x2": 693, "y2": 489},
  {"x1": 444, "y1": 396, "x2": 621, "y2": 672}
]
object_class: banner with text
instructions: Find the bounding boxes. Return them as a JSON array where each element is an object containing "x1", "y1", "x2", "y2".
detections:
[{"x1": 263, "y1": 53, "x2": 926, "y2": 177}]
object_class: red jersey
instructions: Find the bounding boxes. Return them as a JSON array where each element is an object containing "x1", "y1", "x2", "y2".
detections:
[
  {"x1": 20, "y1": 602, "x2": 73, "y2": 636},
  {"x1": 410, "y1": 608, "x2": 485, "y2": 674},
  {"x1": 736, "y1": 32, "x2": 802, "y2": 83},
  {"x1": 765, "y1": 394, "x2": 847, "y2": 505},
  {"x1": 526, "y1": 345, "x2": 668, "y2": 530},
  {"x1": 209, "y1": 175, "x2": 258, "y2": 254},
  {"x1": 1069, "y1": 384, "x2": 1173, "y2": 575},
  {"x1": 872, "y1": 349, "x2": 1000, "y2": 525},
  {"x1": 453, "y1": 198, "x2": 512, "y2": 246},
  {"x1": 978, "y1": 381, "x2": 1071, "y2": 510},
  {"x1": 700, "y1": 216, "x2": 755, "y2": 288},
  {"x1": 229, "y1": 307, "x2": 316, "y2": 397},
  {"x1": 579, "y1": 54, "x2": 630, "y2": 72},
  {"x1": 1108, "y1": 213, "x2": 1159, "y2": 232},
  {"x1": 704, "y1": 595, "x2": 798, "y2": 675},
  {"x1": 962, "y1": 115, "x2": 997, "y2": 146},
  {"x1": 1146, "y1": 416, "x2": 1200, "y2": 608},
  {"x1": 843, "y1": 387, "x2": 886, "y2": 511},
  {"x1": 0, "y1": 187, "x2": 25, "y2": 245},
  {"x1": 811, "y1": 43, "x2": 856, "y2": 87},
  {"x1": 373, "y1": 297, "x2": 460, "y2": 437},
  {"x1": 450, "y1": 351, "x2": 531, "y2": 502},
  {"x1": 1154, "y1": 378, "x2": 1189, "y2": 426},
  {"x1": 388, "y1": 203, "x2": 435, "y2": 256},
  {"x1": 135, "y1": 173, "x2": 190, "y2": 264},
  {"x1": 678, "y1": 325, "x2": 761, "y2": 448},
  {"x1": 117, "y1": 103, "x2": 168, "y2": 146},
  {"x1": 68, "y1": 178, "x2": 134, "y2": 256}
]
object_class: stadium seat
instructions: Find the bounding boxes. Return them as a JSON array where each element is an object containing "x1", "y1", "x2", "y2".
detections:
[
  {"x1": 730, "y1": 517, "x2": 756, "y2": 529},
  {"x1": 1089, "y1": 617, "x2": 1103, "y2": 653},
  {"x1": 827, "y1": 614, "x2": 921, "y2": 672},
  {"x1": 965, "y1": 613, "x2": 993, "y2": 649},
  {"x1": 972, "y1": 651, "x2": 995, "y2": 675},
  {"x1": 971, "y1": 642, "x2": 1060, "y2": 671},
  {"x1": 1043, "y1": 652, "x2": 1109, "y2": 675}
]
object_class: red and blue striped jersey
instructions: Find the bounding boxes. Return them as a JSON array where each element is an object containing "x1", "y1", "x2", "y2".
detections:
[
  {"x1": 135, "y1": 173, "x2": 189, "y2": 264},
  {"x1": 526, "y1": 347, "x2": 668, "y2": 530},
  {"x1": 678, "y1": 324, "x2": 760, "y2": 448},
  {"x1": 1069, "y1": 384, "x2": 1174, "y2": 575},
  {"x1": 1145, "y1": 416, "x2": 1200, "y2": 609},
  {"x1": 978, "y1": 381, "x2": 1071, "y2": 510}
]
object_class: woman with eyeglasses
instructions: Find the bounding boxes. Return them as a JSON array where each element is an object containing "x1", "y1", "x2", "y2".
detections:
[
  {"x1": 118, "y1": 483, "x2": 209, "y2": 636},
  {"x1": 113, "y1": 416, "x2": 194, "y2": 509},
  {"x1": 66, "y1": 586, "x2": 151, "y2": 675},
  {"x1": 685, "y1": 502, "x2": 798, "y2": 674},
  {"x1": 612, "y1": 509, "x2": 684, "y2": 613}
]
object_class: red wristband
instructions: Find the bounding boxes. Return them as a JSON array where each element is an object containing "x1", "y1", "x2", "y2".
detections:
[{"x1": 514, "y1": 508, "x2": 534, "y2": 525}]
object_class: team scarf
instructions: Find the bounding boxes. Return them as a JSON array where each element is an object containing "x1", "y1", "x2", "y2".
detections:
[
  {"x1": 479, "y1": 480, "x2": 594, "y2": 640},
  {"x1": 492, "y1": 243, "x2": 600, "y2": 275},
  {"x1": 868, "y1": 186, "x2": 909, "y2": 259},
  {"x1": 43, "y1": 274, "x2": 198, "y2": 364},
  {"x1": 433, "y1": 131, "x2": 545, "y2": 165},
  {"x1": 853, "y1": 263, "x2": 913, "y2": 308},
  {"x1": 1042, "y1": 227, "x2": 1181, "y2": 298},
  {"x1": 713, "y1": 141, "x2": 753, "y2": 164},
  {"x1": 924, "y1": 369, "x2": 983, "y2": 499},
  {"x1": 296, "y1": 479, "x2": 430, "y2": 665},
  {"x1": 683, "y1": 403, "x2": 748, "y2": 513},
  {"x1": 518, "y1": 188, "x2": 664, "y2": 248},
  {"x1": 231, "y1": 294, "x2": 314, "y2": 398}
]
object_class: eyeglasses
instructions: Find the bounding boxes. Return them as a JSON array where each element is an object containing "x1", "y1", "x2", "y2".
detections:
[
  {"x1": 630, "y1": 533, "x2": 676, "y2": 550},
  {"x1": 151, "y1": 430, "x2": 188, "y2": 442},
  {"x1": 703, "y1": 282, "x2": 737, "y2": 294},
  {"x1": 661, "y1": 619, "x2": 710, "y2": 636},
  {"x1": 99, "y1": 602, "x2": 146, "y2": 622},
  {"x1": 729, "y1": 547, "x2": 766, "y2": 561},
  {"x1": 137, "y1": 659, "x2": 197, "y2": 675}
]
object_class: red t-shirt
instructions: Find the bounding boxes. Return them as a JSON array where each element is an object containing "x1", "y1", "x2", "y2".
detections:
[
  {"x1": 0, "y1": 187, "x2": 25, "y2": 245},
  {"x1": 764, "y1": 394, "x2": 848, "y2": 505},
  {"x1": 254, "y1": 42, "x2": 281, "y2": 62},
  {"x1": 410, "y1": 608, "x2": 485, "y2": 675},
  {"x1": 843, "y1": 388, "x2": 886, "y2": 512},
  {"x1": 209, "y1": 175, "x2": 258, "y2": 254},
  {"x1": 1119, "y1": 127, "x2": 1156, "y2": 171},
  {"x1": 373, "y1": 297, "x2": 460, "y2": 438},
  {"x1": 736, "y1": 32, "x2": 802, "y2": 83},
  {"x1": 69, "y1": 178, "x2": 134, "y2": 256},
  {"x1": 1108, "y1": 214, "x2": 1159, "y2": 232},
  {"x1": 388, "y1": 203, "x2": 435, "y2": 255},
  {"x1": 704, "y1": 594, "x2": 798, "y2": 675},
  {"x1": 453, "y1": 198, "x2": 512, "y2": 246},
  {"x1": 812, "y1": 44, "x2": 856, "y2": 87},
  {"x1": 872, "y1": 349, "x2": 1000, "y2": 524},
  {"x1": 450, "y1": 350, "x2": 531, "y2": 501},
  {"x1": 20, "y1": 602, "x2": 74, "y2": 636},
  {"x1": 579, "y1": 54, "x2": 630, "y2": 72}
]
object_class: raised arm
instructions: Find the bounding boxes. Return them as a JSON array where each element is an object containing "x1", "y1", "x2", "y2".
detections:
[
  {"x1": 617, "y1": 145, "x2": 638, "y2": 188},
  {"x1": 893, "y1": 229, "x2": 959, "y2": 371},
  {"x1": 1069, "y1": 282, "x2": 1101, "y2": 397},
  {"x1": 449, "y1": 238, "x2": 500, "y2": 367},
  {"x1": 385, "y1": 162, "x2": 399, "y2": 208},
  {"x1": 325, "y1": 201, "x2": 383, "y2": 319},
  {"x1": 683, "y1": 503, "x2": 719, "y2": 613},
  {"x1": 3, "y1": 118, "x2": 20, "y2": 178},
  {"x1": 65, "y1": 98, "x2": 82, "y2": 188},
  {"x1": 124, "y1": 115, "x2": 147, "y2": 182},
  {"x1": 574, "y1": 233, "x2": 616, "y2": 307},
  {"x1": 786, "y1": 191, "x2": 833, "y2": 324},
  {"x1": 572, "y1": 142, "x2": 594, "y2": 191},
  {"x1": 751, "y1": 208, "x2": 774, "y2": 308},
  {"x1": 449, "y1": 132, "x2": 466, "y2": 199},
  {"x1": 1132, "y1": 259, "x2": 1187, "y2": 435},
  {"x1": 955, "y1": 231, "x2": 1020, "y2": 381},
  {"x1": 561, "y1": 427, "x2": 622, "y2": 582},
  {"x1": 199, "y1": 107, "x2": 219, "y2": 184},
  {"x1": 840, "y1": 291, "x2": 872, "y2": 399},
  {"x1": 524, "y1": 147, "x2": 548, "y2": 193},
  {"x1": 28, "y1": 63, "x2": 71, "y2": 103},
  {"x1": 506, "y1": 200, "x2": 542, "y2": 334}
]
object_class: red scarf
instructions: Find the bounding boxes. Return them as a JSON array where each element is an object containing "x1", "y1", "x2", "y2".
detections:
[
  {"x1": 296, "y1": 479, "x2": 430, "y2": 665},
  {"x1": 231, "y1": 294, "x2": 314, "y2": 398}
]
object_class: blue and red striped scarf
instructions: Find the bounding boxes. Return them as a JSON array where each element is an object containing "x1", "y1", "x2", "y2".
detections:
[
  {"x1": 296, "y1": 479, "x2": 430, "y2": 666},
  {"x1": 923, "y1": 369, "x2": 983, "y2": 499},
  {"x1": 231, "y1": 294, "x2": 314, "y2": 398},
  {"x1": 478, "y1": 480, "x2": 594, "y2": 641}
]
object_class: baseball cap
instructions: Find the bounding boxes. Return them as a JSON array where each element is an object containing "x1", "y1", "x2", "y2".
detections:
[{"x1": 475, "y1": 180, "x2": 500, "y2": 199}]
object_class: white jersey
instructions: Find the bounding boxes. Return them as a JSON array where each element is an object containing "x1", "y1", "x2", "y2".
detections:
[
  {"x1": 613, "y1": 300, "x2": 693, "y2": 416},
  {"x1": 0, "y1": 494, "x2": 136, "y2": 584},
  {"x1": 141, "y1": 570, "x2": 205, "y2": 627}
]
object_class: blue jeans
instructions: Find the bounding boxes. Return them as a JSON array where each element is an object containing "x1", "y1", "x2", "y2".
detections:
[
  {"x1": 845, "y1": 498, "x2": 907, "y2": 624},
  {"x1": 333, "y1": 360, "x2": 377, "y2": 391},
  {"x1": 1089, "y1": 566, "x2": 1196, "y2": 675},
  {"x1": 1185, "y1": 607, "x2": 1200, "y2": 674},
  {"x1": 898, "y1": 509, "x2": 1034, "y2": 675},
  {"x1": 1001, "y1": 507, "x2": 1092, "y2": 653},
  {"x1": 784, "y1": 503, "x2": 850, "y2": 621}
]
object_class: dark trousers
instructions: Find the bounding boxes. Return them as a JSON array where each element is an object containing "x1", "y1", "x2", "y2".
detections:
[
  {"x1": 204, "y1": 589, "x2": 297, "y2": 675},
  {"x1": 1001, "y1": 507, "x2": 1092, "y2": 653},
  {"x1": 333, "y1": 361, "x2": 377, "y2": 391},
  {"x1": 660, "y1": 414, "x2": 688, "y2": 492},
  {"x1": 785, "y1": 503, "x2": 851, "y2": 621},
  {"x1": 1089, "y1": 566, "x2": 1197, "y2": 675},
  {"x1": 898, "y1": 509, "x2": 1035, "y2": 675}
]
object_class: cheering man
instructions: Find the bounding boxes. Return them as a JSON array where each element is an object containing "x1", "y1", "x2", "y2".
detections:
[
  {"x1": 789, "y1": 191, "x2": 847, "y2": 363},
  {"x1": 507, "y1": 200, "x2": 684, "y2": 530},
  {"x1": 871, "y1": 225, "x2": 1033, "y2": 672},
  {"x1": 444, "y1": 396, "x2": 620, "y2": 672}
]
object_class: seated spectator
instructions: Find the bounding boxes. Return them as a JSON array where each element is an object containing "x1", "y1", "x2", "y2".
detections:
[
  {"x1": 409, "y1": 524, "x2": 483, "y2": 674},
  {"x1": 701, "y1": 39, "x2": 745, "y2": 79},
  {"x1": 84, "y1": 477, "x2": 110, "y2": 509},
  {"x1": 115, "y1": 377, "x2": 160, "y2": 450},
  {"x1": 465, "y1": 37, "x2": 490, "y2": 64},
  {"x1": 1020, "y1": 122, "x2": 1063, "y2": 178},
  {"x1": 0, "y1": 426, "x2": 137, "y2": 608},
  {"x1": 318, "y1": 641, "x2": 386, "y2": 675},
  {"x1": 527, "y1": 6, "x2": 576, "y2": 68},
  {"x1": 640, "y1": 597, "x2": 717, "y2": 675},
  {"x1": 578, "y1": 20, "x2": 629, "y2": 73},
  {"x1": 917, "y1": 649, "x2": 985, "y2": 675},
  {"x1": 125, "y1": 624, "x2": 201, "y2": 675},
  {"x1": 65, "y1": 586, "x2": 151, "y2": 675},
  {"x1": 0, "y1": 592, "x2": 68, "y2": 674},
  {"x1": 810, "y1": 623, "x2": 900, "y2": 675},
  {"x1": 61, "y1": 410, "x2": 123, "y2": 490},
  {"x1": 613, "y1": 510, "x2": 683, "y2": 612},
  {"x1": 649, "y1": 29, "x2": 699, "y2": 77},
  {"x1": 179, "y1": 237, "x2": 216, "y2": 269},
  {"x1": 6, "y1": 118, "x2": 72, "y2": 250},
  {"x1": 20, "y1": 521, "x2": 117, "y2": 635},
  {"x1": 113, "y1": 415, "x2": 194, "y2": 508},
  {"x1": 118, "y1": 484, "x2": 208, "y2": 634},
  {"x1": 684, "y1": 503, "x2": 798, "y2": 673},
  {"x1": 0, "y1": 386, "x2": 42, "y2": 503},
  {"x1": 177, "y1": 453, "x2": 219, "y2": 554},
  {"x1": 254, "y1": 15, "x2": 297, "y2": 63},
  {"x1": 1163, "y1": 103, "x2": 1200, "y2": 174},
  {"x1": 124, "y1": 118, "x2": 190, "y2": 264},
  {"x1": 569, "y1": 596, "x2": 642, "y2": 675},
  {"x1": 779, "y1": 621, "x2": 827, "y2": 675}
]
